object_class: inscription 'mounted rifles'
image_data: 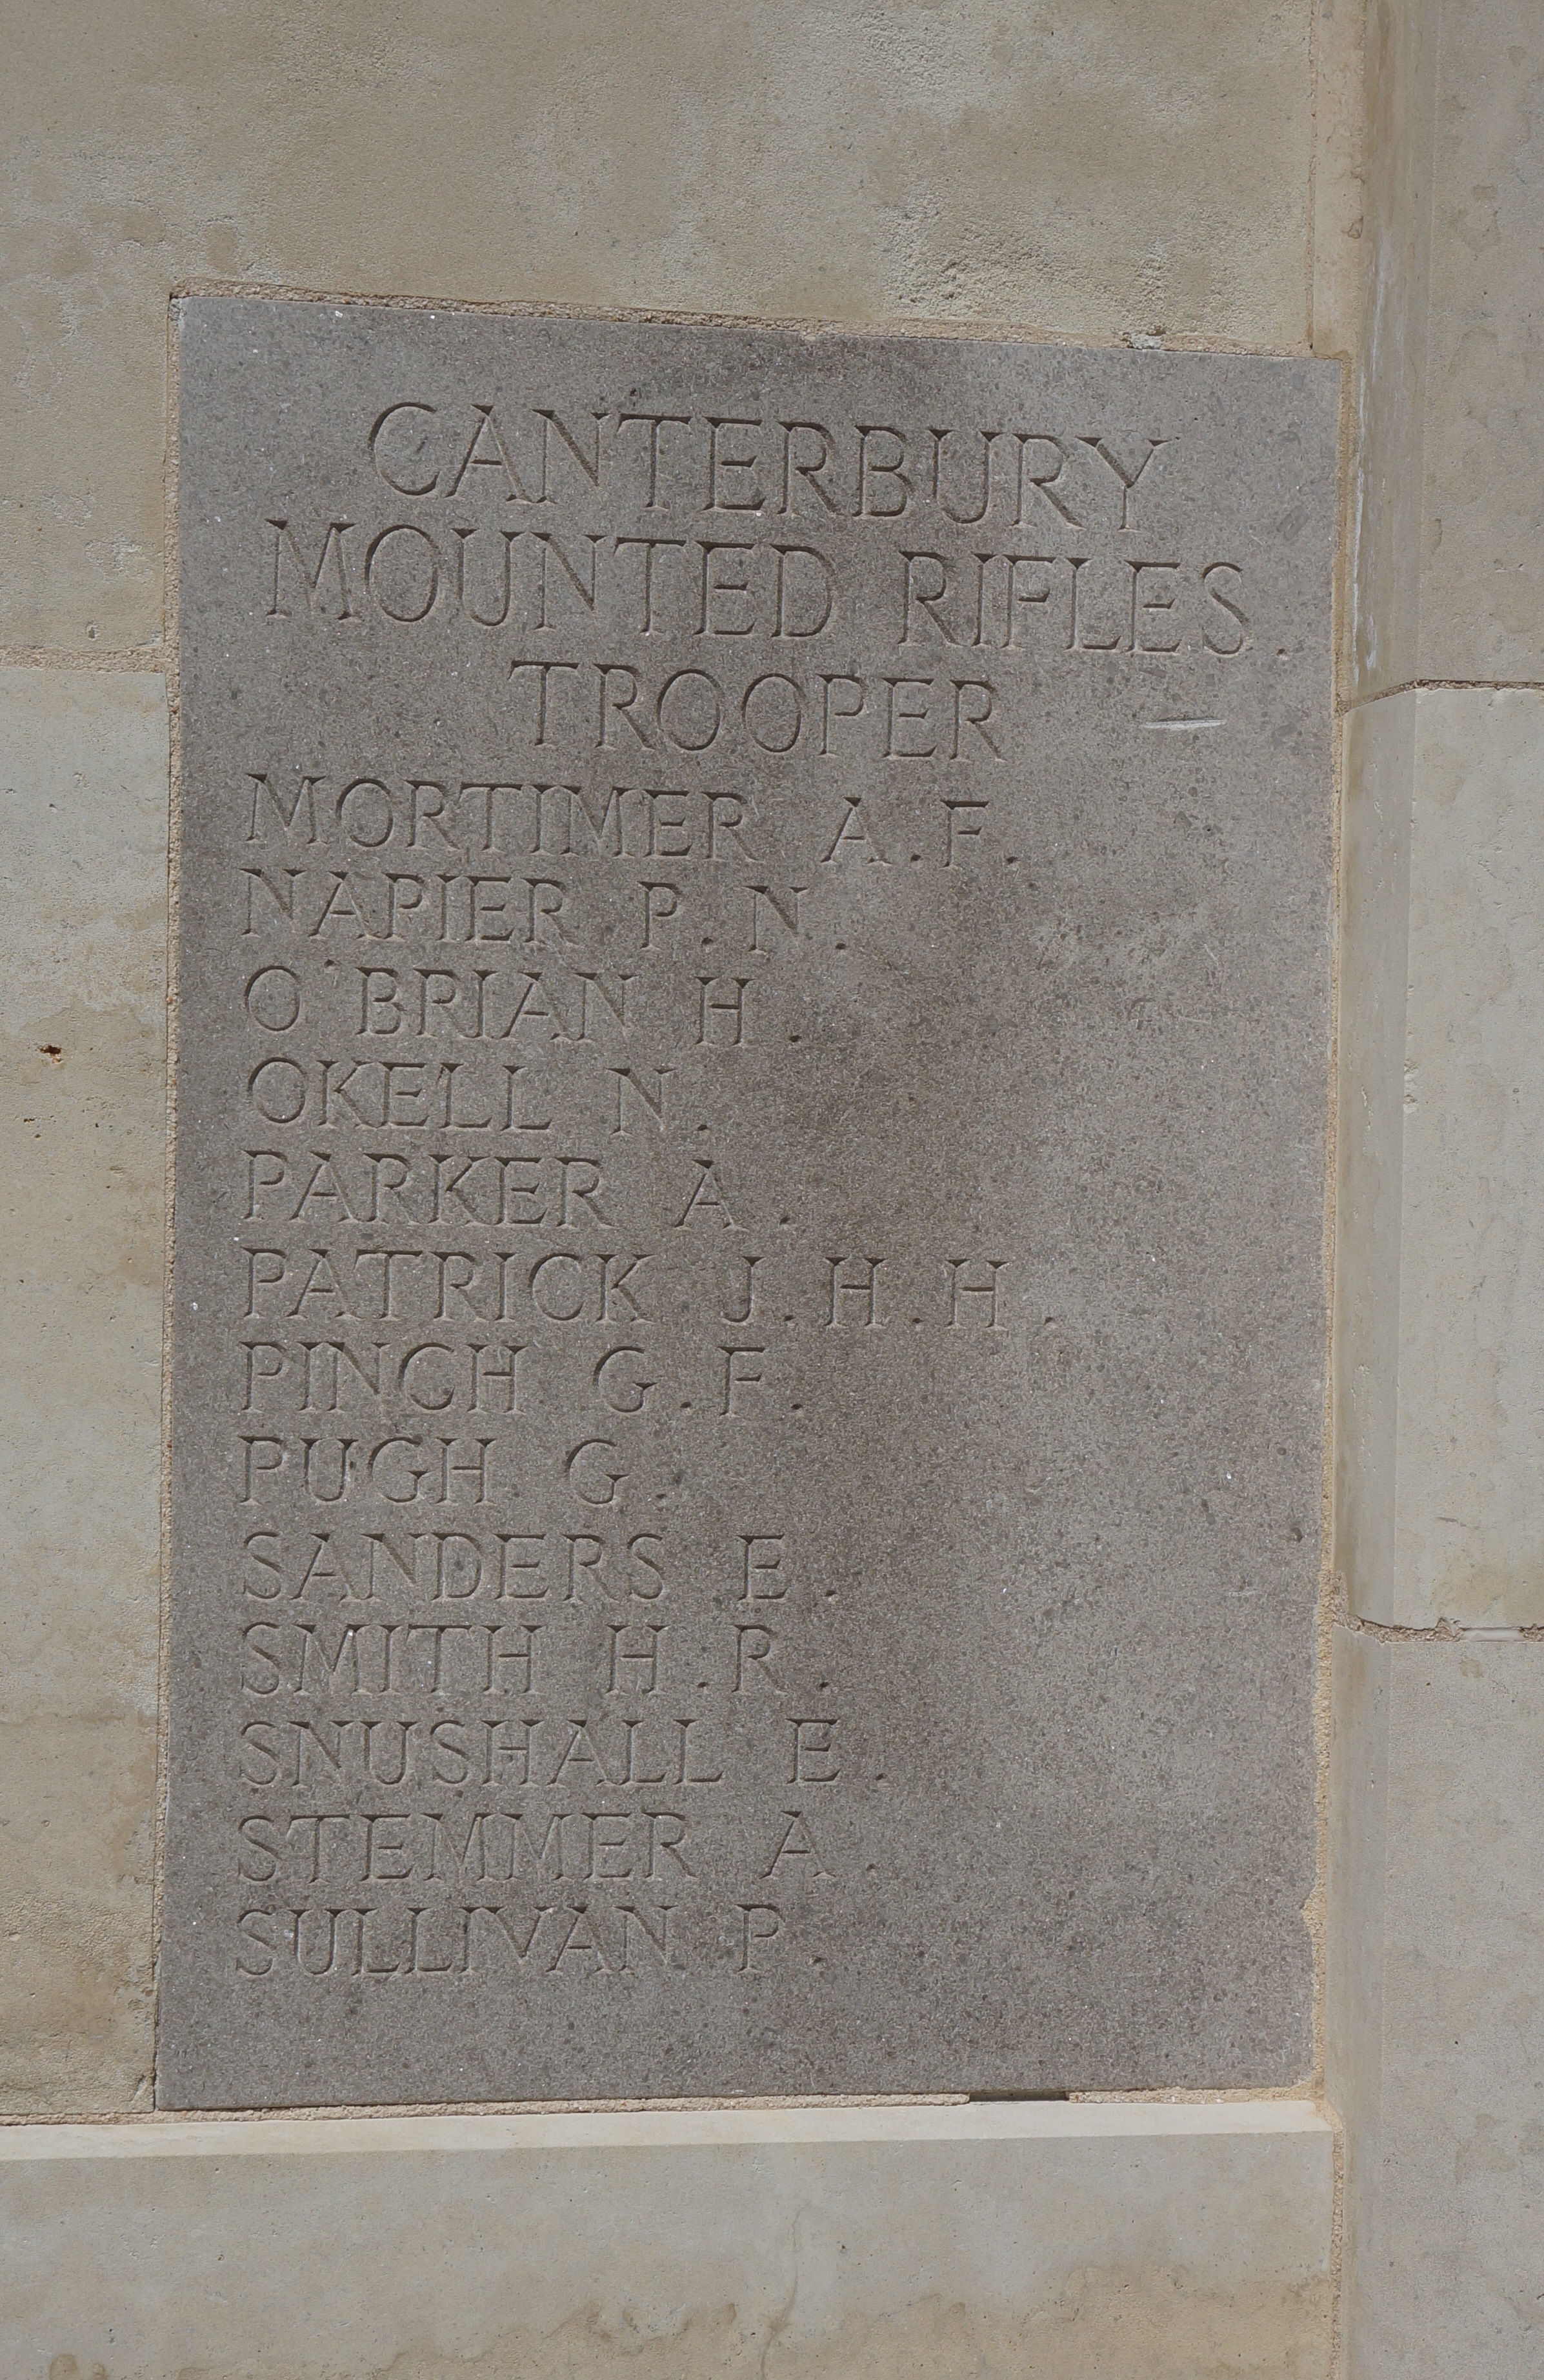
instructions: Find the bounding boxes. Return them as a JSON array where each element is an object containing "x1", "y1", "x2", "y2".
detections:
[{"x1": 159, "y1": 302, "x2": 1336, "y2": 2108}]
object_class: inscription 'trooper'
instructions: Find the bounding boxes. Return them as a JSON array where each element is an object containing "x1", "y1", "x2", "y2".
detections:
[{"x1": 157, "y1": 299, "x2": 1338, "y2": 2108}]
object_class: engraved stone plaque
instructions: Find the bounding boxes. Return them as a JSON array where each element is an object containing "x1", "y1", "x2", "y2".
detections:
[{"x1": 159, "y1": 299, "x2": 1336, "y2": 2107}]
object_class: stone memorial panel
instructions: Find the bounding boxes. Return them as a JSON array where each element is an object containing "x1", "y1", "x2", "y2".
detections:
[{"x1": 159, "y1": 299, "x2": 1336, "y2": 2106}]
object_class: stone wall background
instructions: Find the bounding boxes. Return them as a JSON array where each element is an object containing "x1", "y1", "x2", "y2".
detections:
[
  {"x1": 1330, "y1": 1, "x2": 1544, "y2": 2371},
  {"x1": 0, "y1": 0, "x2": 1364, "y2": 2128},
  {"x1": 4, "y1": 3, "x2": 1541, "y2": 2374},
  {"x1": 3, "y1": 1, "x2": 1361, "y2": 653}
]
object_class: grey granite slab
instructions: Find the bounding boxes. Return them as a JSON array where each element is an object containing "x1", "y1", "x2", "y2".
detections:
[{"x1": 158, "y1": 299, "x2": 1336, "y2": 2106}]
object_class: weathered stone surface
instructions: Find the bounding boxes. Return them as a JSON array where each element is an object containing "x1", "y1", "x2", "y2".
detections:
[
  {"x1": 1330, "y1": 1630, "x2": 1544, "y2": 2379},
  {"x1": 1351, "y1": 0, "x2": 1544, "y2": 695},
  {"x1": 1335, "y1": 688, "x2": 1544, "y2": 1626},
  {"x1": 158, "y1": 299, "x2": 1336, "y2": 2106},
  {"x1": 5, "y1": 2101, "x2": 1334, "y2": 2380},
  {"x1": 0, "y1": 666, "x2": 166, "y2": 2113},
  {"x1": 1, "y1": 3, "x2": 1327, "y2": 652}
]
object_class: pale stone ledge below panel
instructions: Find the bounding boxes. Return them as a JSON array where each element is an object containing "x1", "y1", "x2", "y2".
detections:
[
  {"x1": 0, "y1": 0, "x2": 1321, "y2": 648},
  {"x1": 1336, "y1": 686, "x2": 1544, "y2": 1625},
  {"x1": 4, "y1": 2101, "x2": 1332, "y2": 2380},
  {"x1": 0, "y1": 666, "x2": 167, "y2": 2114},
  {"x1": 1330, "y1": 1631, "x2": 1544, "y2": 2380}
]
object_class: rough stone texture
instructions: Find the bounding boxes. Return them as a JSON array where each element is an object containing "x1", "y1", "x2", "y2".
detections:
[
  {"x1": 1331, "y1": 8, "x2": 1544, "y2": 2370},
  {"x1": 0, "y1": 666, "x2": 166, "y2": 2112},
  {"x1": 4, "y1": 2101, "x2": 1333, "y2": 2380},
  {"x1": 1416, "y1": 0, "x2": 1544, "y2": 684},
  {"x1": 1325, "y1": 1625, "x2": 1388, "y2": 2380},
  {"x1": 1352, "y1": 0, "x2": 1544, "y2": 694},
  {"x1": 1331, "y1": 692, "x2": 1409, "y2": 1625},
  {"x1": 1311, "y1": 0, "x2": 1369, "y2": 364},
  {"x1": 156, "y1": 298, "x2": 1336, "y2": 2106},
  {"x1": 0, "y1": 1, "x2": 1327, "y2": 653},
  {"x1": 1329, "y1": 1629, "x2": 1544, "y2": 2379},
  {"x1": 1336, "y1": 687, "x2": 1544, "y2": 1626},
  {"x1": 1350, "y1": 0, "x2": 1440, "y2": 697}
]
